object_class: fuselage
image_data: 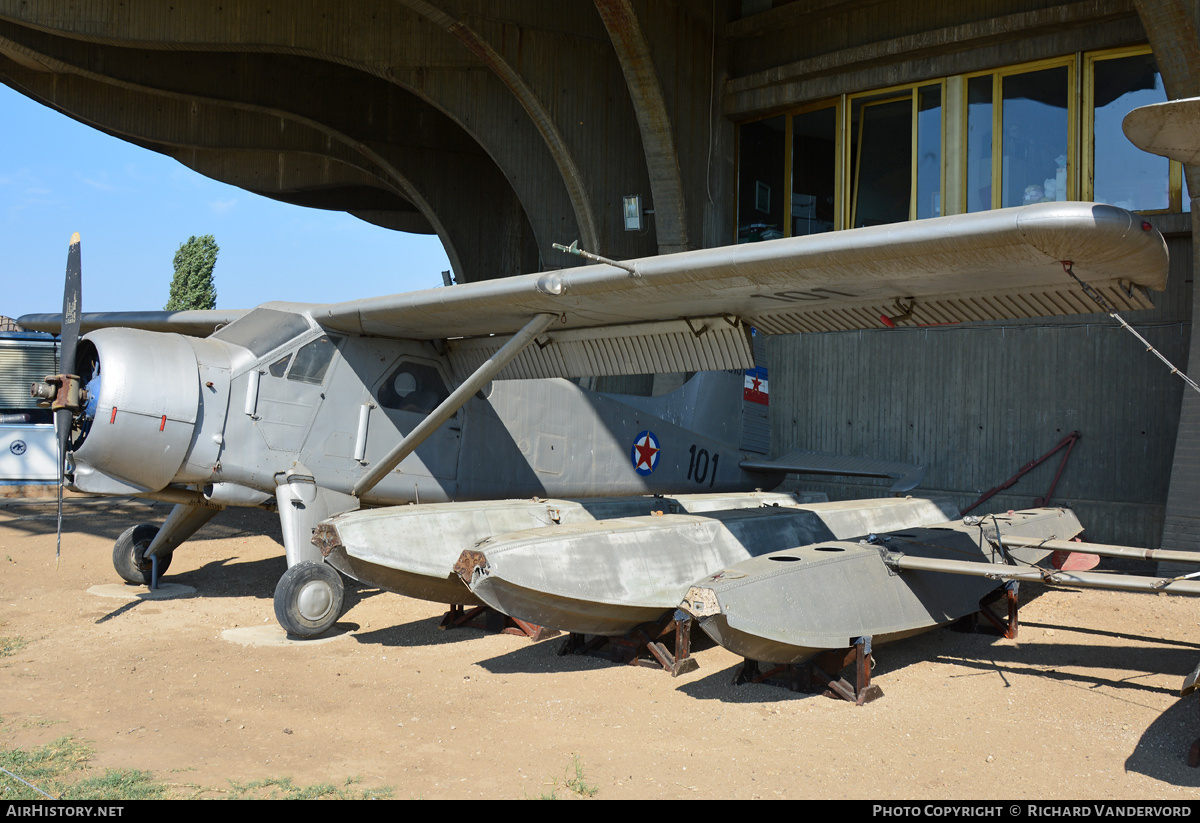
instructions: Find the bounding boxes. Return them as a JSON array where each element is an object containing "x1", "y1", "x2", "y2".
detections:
[{"x1": 65, "y1": 306, "x2": 771, "y2": 509}]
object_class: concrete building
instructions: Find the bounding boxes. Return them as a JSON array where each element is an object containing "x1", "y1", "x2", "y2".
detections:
[{"x1": 0, "y1": 1, "x2": 1197, "y2": 546}]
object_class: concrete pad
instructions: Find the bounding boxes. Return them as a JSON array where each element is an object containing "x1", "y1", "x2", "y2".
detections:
[
  {"x1": 87, "y1": 582, "x2": 195, "y2": 600},
  {"x1": 221, "y1": 625, "x2": 347, "y2": 647}
]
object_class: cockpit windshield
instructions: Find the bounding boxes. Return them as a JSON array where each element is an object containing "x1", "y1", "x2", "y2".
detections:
[{"x1": 211, "y1": 309, "x2": 313, "y2": 358}]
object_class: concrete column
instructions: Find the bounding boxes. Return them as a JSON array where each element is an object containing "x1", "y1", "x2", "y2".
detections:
[{"x1": 1134, "y1": 0, "x2": 1200, "y2": 559}]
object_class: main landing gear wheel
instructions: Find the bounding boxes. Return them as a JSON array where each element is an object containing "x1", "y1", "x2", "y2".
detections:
[
  {"x1": 112, "y1": 524, "x2": 172, "y2": 585},
  {"x1": 274, "y1": 561, "x2": 344, "y2": 638}
]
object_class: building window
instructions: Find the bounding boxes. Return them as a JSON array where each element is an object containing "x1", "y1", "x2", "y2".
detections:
[
  {"x1": 965, "y1": 60, "x2": 1075, "y2": 212},
  {"x1": 846, "y1": 83, "x2": 943, "y2": 227},
  {"x1": 1086, "y1": 48, "x2": 1180, "y2": 212},
  {"x1": 737, "y1": 115, "x2": 786, "y2": 242},
  {"x1": 736, "y1": 45, "x2": 1184, "y2": 240},
  {"x1": 791, "y1": 105, "x2": 838, "y2": 235}
]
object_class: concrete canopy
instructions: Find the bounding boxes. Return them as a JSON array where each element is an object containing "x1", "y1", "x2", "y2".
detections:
[{"x1": 0, "y1": 1, "x2": 725, "y2": 283}]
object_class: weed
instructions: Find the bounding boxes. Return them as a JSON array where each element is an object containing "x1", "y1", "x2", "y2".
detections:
[
  {"x1": 0, "y1": 636, "x2": 27, "y2": 657},
  {"x1": 64, "y1": 769, "x2": 169, "y2": 801},
  {"x1": 563, "y1": 754, "x2": 598, "y2": 798},
  {"x1": 526, "y1": 776, "x2": 558, "y2": 800},
  {"x1": 225, "y1": 775, "x2": 393, "y2": 800},
  {"x1": 1, "y1": 732, "x2": 391, "y2": 800},
  {"x1": 0, "y1": 736, "x2": 91, "y2": 800},
  {"x1": 526, "y1": 755, "x2": 598, "y2": 800},
  {"x1": 23, "y1": 717, "x2": 63, "y2": 729}
]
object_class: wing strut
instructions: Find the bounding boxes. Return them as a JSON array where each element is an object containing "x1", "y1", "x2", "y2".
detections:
[{"x1": 352, "y1": 313, "x2": 558, "y2": 499}]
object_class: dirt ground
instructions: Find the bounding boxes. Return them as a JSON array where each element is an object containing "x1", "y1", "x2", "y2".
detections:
[{"x1": 1, "y1": 494, "x2": 1199, "y2": 800}]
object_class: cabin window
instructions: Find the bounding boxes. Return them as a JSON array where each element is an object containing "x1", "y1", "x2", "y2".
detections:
[
  {"x1": 376, "y1": 360, "x2": 450, "y2": 414},
  {"x1": 287, "y1": 335, "x2": 339, "y2": 385},
  {"x1": 268, "y1": 355, "x2": 290, "y2": 377}
]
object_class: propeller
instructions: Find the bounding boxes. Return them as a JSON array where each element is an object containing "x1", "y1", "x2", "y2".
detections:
[
  {"x1": 30, "y1": 233, "x2": 83, "y2": 565},
  {"x1": 56, "y1": 233, "x2": 82, "y2": 563}
]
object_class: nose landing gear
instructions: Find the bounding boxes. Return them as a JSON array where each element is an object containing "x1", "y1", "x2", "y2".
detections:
[{"x1": 112, "y1": 524, "x2": 173, "y2": 586}]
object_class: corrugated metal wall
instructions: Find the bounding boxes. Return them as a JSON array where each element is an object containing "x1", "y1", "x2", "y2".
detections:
[
  {"x1": 769, "y1": 230, "x2": 1193, "y2": 546},
  {"x1": 0, "y1": 338, "x2": 57, "y2": 413}
]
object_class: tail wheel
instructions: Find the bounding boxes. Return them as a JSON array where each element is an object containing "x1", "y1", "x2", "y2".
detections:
[
  {"x1": 113, "y1": 524, "x2": 172, "y2": 585},
  {"x1": 274, "y1": 561, "x2": 344, "y2": 638}
]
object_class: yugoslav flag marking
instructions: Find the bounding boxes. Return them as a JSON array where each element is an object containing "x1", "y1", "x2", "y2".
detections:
[{"x1": 744, "y1": 371, "x2": 769, "y2": 405}]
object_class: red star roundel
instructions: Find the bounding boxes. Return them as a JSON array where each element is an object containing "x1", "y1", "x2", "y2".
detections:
[{"x1": 631, "y1": 430, "x2": 660, "y2": 476}]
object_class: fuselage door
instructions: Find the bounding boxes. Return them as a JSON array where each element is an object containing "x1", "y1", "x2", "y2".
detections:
[
  {"x1": 365, "y1": 355, "x2": 460, "y2": 483},
  {"x1": 255, "y1": 334, "x2": 341, "y2": 452}
]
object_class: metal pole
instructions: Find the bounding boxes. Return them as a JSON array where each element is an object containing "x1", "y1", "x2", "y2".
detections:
[
  {"x1": 352, "y1": 312, "x2": 558, "y2": 498},
  {"x1": 998, "y1": 535, "x2": 1200, "y2": 567},
  {"x1": 885, "y1": 552, "x2": 1200, "y2": 596}
]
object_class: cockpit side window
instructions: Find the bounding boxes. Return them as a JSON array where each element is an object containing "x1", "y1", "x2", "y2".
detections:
[
  {"x1": 377, "y1": 361, "x2": 450, "y2": 414},
  {"x1": 287, "y1": 335, "x2": 339, "y2": 385},
  {"x1": 268, "y1": 354, "x2": 291, "y2": 377}
]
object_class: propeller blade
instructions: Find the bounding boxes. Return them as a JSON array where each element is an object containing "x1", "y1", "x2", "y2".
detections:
[
  {"x1": 55, "y1": 232, "x2": 82, "y2": 564},
  {"x1": 56, "y1": 233, "x2": 81, "y2": 456}
]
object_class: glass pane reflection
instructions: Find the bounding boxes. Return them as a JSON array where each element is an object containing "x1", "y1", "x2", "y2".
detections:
[
  {"x1": 1002, "y1": 66, "x2": 1069, "y2": 208},
  {"x1": 1093, "y1": 54, "x2": 1168, "y2": 211}
]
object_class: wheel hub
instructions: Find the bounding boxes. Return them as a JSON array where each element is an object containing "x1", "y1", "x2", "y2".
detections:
[{"x1": 295, "y1": 579, "x2": 334, "y2": 621}]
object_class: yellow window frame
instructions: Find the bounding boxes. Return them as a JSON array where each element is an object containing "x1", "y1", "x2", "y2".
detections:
[
  {"x1": 842, "y1": 80, "x2": 948, "y2": 229},
  {"x1": 1083, "y1": 44, "x2": 1182, "y2": 213},
  {"x1": 960, "y1": 56, "x2": 1077, "y2": 213}
]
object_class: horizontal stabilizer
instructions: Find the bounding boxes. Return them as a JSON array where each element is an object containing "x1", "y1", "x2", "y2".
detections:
[{"x1": 740, "y1": 450, "x2": 926, "y2": 493}]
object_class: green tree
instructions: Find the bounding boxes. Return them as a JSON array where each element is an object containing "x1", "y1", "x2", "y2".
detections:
[{"x1": 164, "y1": 235, "x2": 219, "y2": 310}]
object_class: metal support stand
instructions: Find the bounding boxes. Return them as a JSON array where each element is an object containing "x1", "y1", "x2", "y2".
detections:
[
  {"x1": 439, "y1": 604, "x2": 558, "y2": 641},
  {"x1": 959, "y1": 431, "x2": 1079, "y2": 516},
  {"x1": 1189, "y1": 695, "x2": 1200, "y2": 768},
  {"x1": 1183, "y1": 659, "x2": 1200, "y2": 768},
  {"x1": 972, "y1": 581, "x2": 1020, "y2": 639},
  {"x1": 733, "y1": 636, "x2": 882, "y2": 705},
  {"x1": 557, "y1": 610, "x2": 699, "y2": 676}
]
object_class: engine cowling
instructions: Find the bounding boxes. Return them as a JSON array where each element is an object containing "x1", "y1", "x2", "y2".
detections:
[{"x1": 70, "y1": 328, "x2": 203, "y2": 494}]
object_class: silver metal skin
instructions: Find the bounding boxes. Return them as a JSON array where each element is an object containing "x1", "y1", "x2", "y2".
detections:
[
  {"x1": 22, "y1": 202, "x2": 1167, "y2": 343},
  {"x1": 681, "y1": 508, "x2": 1082, "y2": 664},
  {"x1": 319, "y1": 491, "x2": 831, "y2": 608},
  {"x1": 352, "y1": 312, "x2": 557, "y2": 497},
  {"x1": 455, "y1": 496, "x2": 961, "y2": 636},
  {"x1": 15, "y1": 202, "x2": 1170, "y2": 636}
]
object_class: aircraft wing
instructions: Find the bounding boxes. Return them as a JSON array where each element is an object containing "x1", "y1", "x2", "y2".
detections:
[
  {"x1": 17, "y1": 310, "x2": 245, "y2": 337},
  {"x1": 16, "y1": 202, "x2": 1167, "y2": 379},
  {"x1": 317, "y1": 202, "x2": 1166, "y2": 342}
]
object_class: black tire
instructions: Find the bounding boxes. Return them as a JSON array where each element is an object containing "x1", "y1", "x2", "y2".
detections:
[
  {"x1": 273, "y1": 561, "x2": 344, "y2": 638},
  {"x1": 112, "y1": 524, "x2": 172, "y2": 585}
]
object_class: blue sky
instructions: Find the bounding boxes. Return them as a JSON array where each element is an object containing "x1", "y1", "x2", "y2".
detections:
[{"x1": 0, "y1": 83, "x2": 452, "y2": 320}]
